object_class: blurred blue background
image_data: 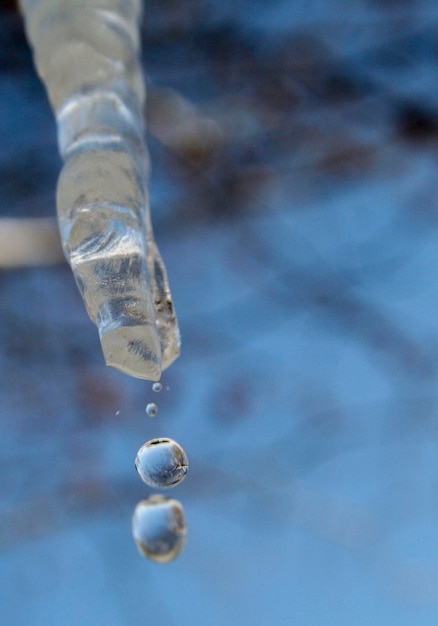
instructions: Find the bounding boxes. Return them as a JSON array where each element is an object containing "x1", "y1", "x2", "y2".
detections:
[{"x1": 2, "y1": 0, "x2": 438, "y2": 624}]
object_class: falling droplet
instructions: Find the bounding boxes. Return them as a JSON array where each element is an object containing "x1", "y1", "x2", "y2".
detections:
[
  {"x1": 135, "y1": 438, "x2": 188, "y2": 488},
  {"x1": 132, "y1": 495, "x2": 187, "y2": 563},
  {"x1": 146, "y1": 402, "x2": 158, "y2": 417},
  {"x1": 152, "y1": 382, "x2": 162, "y2": 393},
  {"x1": 115, "y1": 410, "x2": 121, "y2": 416}
]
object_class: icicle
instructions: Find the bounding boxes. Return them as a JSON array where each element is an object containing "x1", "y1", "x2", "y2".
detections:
[{"x1": 20, "y1": 0, "x2": 180, "y2": 380}]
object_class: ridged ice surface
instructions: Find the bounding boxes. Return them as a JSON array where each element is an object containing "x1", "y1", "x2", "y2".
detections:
[{"x1": 20, "y1": 0, "x2": 180, "y2": 380}]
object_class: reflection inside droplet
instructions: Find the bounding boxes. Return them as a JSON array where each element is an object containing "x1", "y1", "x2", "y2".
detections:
[
  {"x1": 135, "y1": 437, "x2": 188, "y2": 488},
  {"x1": 132, "y1": 495, "x2": 187, "y2": 563},
  {"x1": 152, "y1": 382, "x2": 162, "y2": 392},
  {"x1": 146, "y1": 402, "x2": 158, "y2": 417}
]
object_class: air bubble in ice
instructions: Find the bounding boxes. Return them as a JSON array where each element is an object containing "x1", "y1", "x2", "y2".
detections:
[
  {"x1": 152, "y1": 382, "x2": 162, "y2": 392},
  {"x1": 146, "y1": 402, "x2": 158, "y2": 417},
  {"x1": 132, "y1": 495, "x2": 187, "y2": 563},
  {"x1": 135, "y1": 437, "x2": 188, "y2": 488}
]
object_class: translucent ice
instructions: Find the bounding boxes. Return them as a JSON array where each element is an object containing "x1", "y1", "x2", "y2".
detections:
[{"x1": 20, "y1": 0, "x2": 180, "y2": 380}]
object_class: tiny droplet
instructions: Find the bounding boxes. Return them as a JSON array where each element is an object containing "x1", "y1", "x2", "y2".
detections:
[
  {"x1": 152, "y1": 382, "x2": 162, "y2": 393},
  {"x1": 115, "y1": 410, "x2": 121, "y2": 416},
  {"x1": 135, "y1": 438, "x2": 188, "y2": 488},
  {"x1": 132, "y1": 495, "x2": 187, "y2": 563},
  {"x1": 146, "y1": 403, "x2": 158, "y2": 417}
]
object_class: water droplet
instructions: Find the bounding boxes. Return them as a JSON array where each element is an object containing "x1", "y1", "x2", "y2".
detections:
[
  {"x1": 132, "y1": 495, "x2": 187, "y2": 563},
  {"x1": 152, "y1": 382, "x2": 162, "y2": 393},
  {"x1": 115, "y1": 410, "x2": 121, "y2": 416},
  {"x1": 146, "y1": 402, "x2": 158, "y2": 417},
  {"x1": 135, "y1": 438, "x2": 188, "y2": 488}
]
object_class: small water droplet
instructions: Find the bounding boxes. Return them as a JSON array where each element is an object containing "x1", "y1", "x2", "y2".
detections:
[
  {"x1": 115, "y1": 410, "x2": 121, "y2": 416},
  {"x1": 146, "y1": 402, "x2": 158, "y2": 417},
  {"x1": 132, "y1": 495, "x2": 187, "y2": 563},
  {"x1": 152, "y1": 382, "x2": 162, "y2": 392},
  {"x1": 135, "y1": 438, "x2": 188, "y2": 488}
]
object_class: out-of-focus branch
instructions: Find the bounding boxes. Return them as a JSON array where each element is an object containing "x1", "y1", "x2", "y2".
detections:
[{"x1": 0, "y1": 217, "x2": 63, "y2": 268}]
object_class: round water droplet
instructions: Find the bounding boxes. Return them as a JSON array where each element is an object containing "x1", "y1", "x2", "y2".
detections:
[
  {"x1": 132, "y1": 495, "x2": 187, "y2": 563},
  {"x1": 152, "y1": 382, "x2": 162, "y2": 393},
  {"x1": 146, "y1": 402, "x2": 158, "y2": 417},
  {"x1": 135, "y1": 438, "x2": 188, "y2": 488}
]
